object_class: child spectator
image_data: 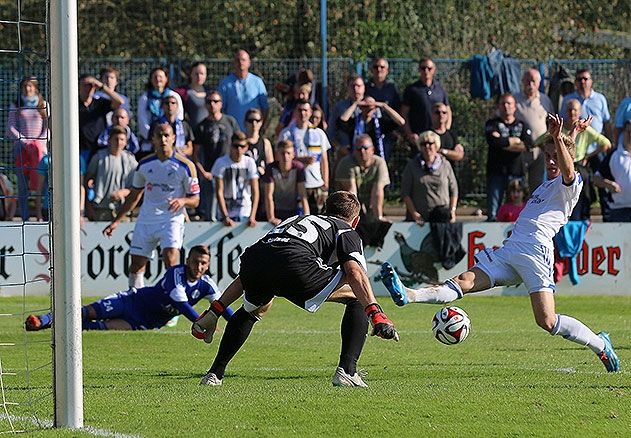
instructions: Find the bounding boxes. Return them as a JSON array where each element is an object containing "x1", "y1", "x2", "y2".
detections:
[
  {"x1": 497, "y1": 179, "x2": 527, "y2": 222},
  {"x1": 85, "y1": 125, "x2": 138, "y2": 221},
  {"x1": 262, "y1": 140, "x2": 309, "y2": 225}
]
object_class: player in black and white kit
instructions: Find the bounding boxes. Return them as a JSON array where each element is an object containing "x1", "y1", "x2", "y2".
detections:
[{"x1": 192, "y1": 191, "x2": 399, "y2": 387}]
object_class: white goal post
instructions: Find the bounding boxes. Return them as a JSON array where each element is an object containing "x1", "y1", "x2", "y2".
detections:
[{"x1": 50, "y1": 0, "x2": 84, "y2": 428}]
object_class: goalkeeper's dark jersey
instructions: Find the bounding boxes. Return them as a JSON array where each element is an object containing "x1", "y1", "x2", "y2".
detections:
[{"x1": 239, "y1": 214, "x2": 366, "y2": 305}]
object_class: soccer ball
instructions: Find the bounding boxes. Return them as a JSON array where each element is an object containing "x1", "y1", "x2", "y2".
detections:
[{"x1": 432, "y1": 306, "x2": 471, "y2": 345}]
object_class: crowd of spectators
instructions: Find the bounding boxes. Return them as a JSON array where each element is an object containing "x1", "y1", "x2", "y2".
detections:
[{"x1": 3, "y1": 50, "x2": 631, "y2": 228}]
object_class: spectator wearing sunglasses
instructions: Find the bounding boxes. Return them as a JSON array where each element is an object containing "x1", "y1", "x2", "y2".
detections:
[
  {"x1": 431, "y1": 102, "x2": 464, "y2": 164},
  {"x1": 559, "y1": 68, "x2": 611, "y2": 136},
  {"x1": 211, "y1": 132, "x2": 259, "y2": 227},
  {"x1": 401, "y1": 131, "x2": 458, "y2": 225},
  {"x1": 335, "y1": 134, "x2": 390, "y2": 223},
  {"x1": 192, "y1": 91, "x2": 240, "y2": 221},
  {"x1": 366, "y1": 57, "x2": 401, "y2": 112},
  {"x1": 401, "y1": 58, "x2": 450, "y2": 146}
]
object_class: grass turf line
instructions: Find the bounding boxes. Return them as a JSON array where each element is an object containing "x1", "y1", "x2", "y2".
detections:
[{"x1": 1, "y1": 295, "x2": 629, "y2": 437}]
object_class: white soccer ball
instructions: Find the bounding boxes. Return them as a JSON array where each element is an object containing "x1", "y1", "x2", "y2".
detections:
[{"x1": 431, "y1": 306, "x2": 471, "y2": 345}]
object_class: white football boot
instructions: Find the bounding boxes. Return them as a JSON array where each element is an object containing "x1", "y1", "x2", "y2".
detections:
[
  {"x1": 331, "y1": 367, "x2": 368, "y2": 388},
  {"x1": 200, "y1": 371, "x2": 222, "y2": 386}
]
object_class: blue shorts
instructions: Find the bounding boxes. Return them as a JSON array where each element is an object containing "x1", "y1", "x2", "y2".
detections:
[{"x1": 91, "y1": 290, "x2": 153, "y2": 330}]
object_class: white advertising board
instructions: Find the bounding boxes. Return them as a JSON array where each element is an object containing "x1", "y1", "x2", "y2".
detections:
[{"x1": 0, "y1": 221, "x2": 628, "y2": 297}]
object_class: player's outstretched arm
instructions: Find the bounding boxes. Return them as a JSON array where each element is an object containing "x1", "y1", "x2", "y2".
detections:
[
  {"x1": 547, "y1": 113, "x2": 575, "y2": 184},
  {"x1": 343, "y1": 260, "x2": 399, "y2": 341},
  {"x1": 103, "y1": 187, "x2": 144, "y2": 236}
]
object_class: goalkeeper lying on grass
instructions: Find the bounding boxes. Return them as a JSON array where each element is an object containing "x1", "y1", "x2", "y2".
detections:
[{"x1": 25, "y1": 245, "x2": 233, "y2": 331}]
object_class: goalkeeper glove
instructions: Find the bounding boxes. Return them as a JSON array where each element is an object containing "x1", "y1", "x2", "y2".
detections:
[
  {"x1": 365, "y1": 303, "x2": 399, "y2": 341},
  {"x1": 191, "y1": 300, "x2": 225, "y2": 343}
]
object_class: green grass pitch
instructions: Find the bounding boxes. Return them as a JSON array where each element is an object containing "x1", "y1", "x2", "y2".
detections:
[{"x1": 1, "y1": 295, "x2": 630, "y2": 437}]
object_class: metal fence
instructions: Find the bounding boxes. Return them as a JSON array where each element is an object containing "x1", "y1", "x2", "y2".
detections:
[{"x1": 1, "y1": 57, "x2": 630, "y2": 202}]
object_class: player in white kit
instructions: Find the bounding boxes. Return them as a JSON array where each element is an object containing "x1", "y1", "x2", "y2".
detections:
[
  {"x1": 104, "y1": 123, "x2": 200, "y2": 289},
  {"x1": 381, "y1": 114, "x2": 619, "y2": 372}
]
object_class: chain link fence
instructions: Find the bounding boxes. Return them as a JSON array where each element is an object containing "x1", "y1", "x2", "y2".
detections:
[{"x1": 1, "y1": 57, "x2": 630, "y2": 202}]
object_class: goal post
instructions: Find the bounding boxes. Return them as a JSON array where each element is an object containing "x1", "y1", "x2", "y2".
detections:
[{"x1": 50, "y1": 0, "x2": 83, "y2": 428}]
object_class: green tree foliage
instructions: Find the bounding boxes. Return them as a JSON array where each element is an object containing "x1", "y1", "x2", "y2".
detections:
[{"x1": 72, "y1": 0, "x2": 630, "y2": 60}]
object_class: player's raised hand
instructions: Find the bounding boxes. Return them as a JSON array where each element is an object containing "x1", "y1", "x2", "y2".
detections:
[
  {"x1": 547, "y1": 113, "x2": 563, "y2": 141},
  {"x1": 365, "y1": 303, "x2": 400, "y2": 341}
]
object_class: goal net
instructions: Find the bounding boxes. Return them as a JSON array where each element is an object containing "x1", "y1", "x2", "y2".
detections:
[{"x1": 1, "y1": 0, "x2": 83, "y2": 432}]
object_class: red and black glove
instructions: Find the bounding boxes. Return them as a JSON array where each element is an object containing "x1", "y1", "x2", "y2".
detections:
[
  {"x1": 191, "y1": 300, "x2": 225, "y2": 342},
  {"x1": 365, "y1": 303, "x2": 399, "y2": 341}
]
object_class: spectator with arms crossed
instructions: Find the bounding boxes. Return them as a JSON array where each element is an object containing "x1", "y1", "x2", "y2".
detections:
[
  {"x1": 381, "y1": 114, "x2": 620, "y2": 373},
  {"x1": 192, "y1": 191, "x2": 399, "y2": 387},
  {"x1": 485, "y1": 92, "x2": 533, "y2": 221},
  {"x1": 25, "y1": 245, "x2": 233, "y2": 331}
]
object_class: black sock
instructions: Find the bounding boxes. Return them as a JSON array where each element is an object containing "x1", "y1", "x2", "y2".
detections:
[
  {"x1": 338, "y1": 299, "x2": 368, "y2": 375},
  {"x1": 209, "y1": 307, "x2": 258, "y2": 379}
]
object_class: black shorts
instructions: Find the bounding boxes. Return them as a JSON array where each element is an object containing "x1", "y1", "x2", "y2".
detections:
[{"x1": 239, "y1": 242, "x2": 341, "y2": 312}]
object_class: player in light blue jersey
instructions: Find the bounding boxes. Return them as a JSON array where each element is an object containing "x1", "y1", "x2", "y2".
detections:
[
  {"x1": 25, "y1": 245, "x2": 233, "y2": 331},
  {"x1": 381, "y1": 114, "x2": 619, "y2": 372}
]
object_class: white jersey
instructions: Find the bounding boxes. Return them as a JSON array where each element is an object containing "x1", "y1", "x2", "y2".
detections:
[
  {"x1": 278, "y1": 123, "x2": 330, "y2": 189},
  {"x1": 132, "y1": 152, "x2": 199, "y2": 224},
  {"x1": 211, "y1": 154, "x2": 259, "y2": 219},
  {"x1": 508, "y1": 172, "x2": 583, "y2": 249}
]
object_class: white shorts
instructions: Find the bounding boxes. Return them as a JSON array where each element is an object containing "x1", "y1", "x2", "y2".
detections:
[
  {"x1": 129, "y1": 218, "x2": 185, "y2": 259},
  {"x1": 473, "y1": 240, "x2": 555, "y2": 294}
]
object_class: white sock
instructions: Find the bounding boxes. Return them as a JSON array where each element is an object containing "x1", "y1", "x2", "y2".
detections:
[
  {"x1": 129, "y1": 272, "x2": 145, "y2": 289},
  {"x1": 408, "y1": 278, "x2": 463, "y2": 304},
  {"x1": 551, "y1": 314, "x2": 605, "y2": 354}
]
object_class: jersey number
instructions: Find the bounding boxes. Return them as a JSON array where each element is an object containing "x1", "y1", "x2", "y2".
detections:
[{"x1": 282, "y1": 216, "x2": 332, "y2": 244}]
